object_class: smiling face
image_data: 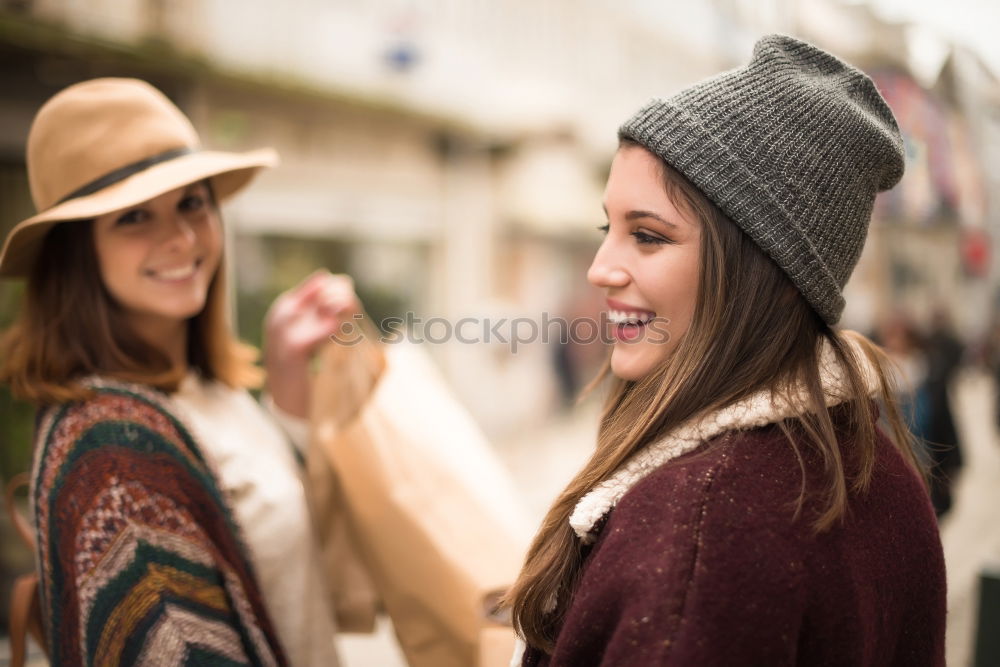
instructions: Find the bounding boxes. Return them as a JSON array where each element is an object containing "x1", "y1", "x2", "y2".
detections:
[
  {"x1": 588, "y1": 145, "x2": 702, "y2": 381},
  {"x1": 92, "y1": 182, "x2": 222, "y2": 341}
]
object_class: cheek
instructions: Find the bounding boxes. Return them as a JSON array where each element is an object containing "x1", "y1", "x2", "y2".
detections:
[
  {"x1": 635, "y1": 255, "x2": 700, "y2": 351},
  {"x1": 93, "y1": 234, "x2": 131, "y2": 290},
  {"x1": 674, "y1": 258, "x2": 701, "y2": 323},
  {"x1": 642, "y1": 259, "x2": 699, "y2": 317},
  {"x1": 201, "y1": 218, "x2": 224, "y2": 265}
]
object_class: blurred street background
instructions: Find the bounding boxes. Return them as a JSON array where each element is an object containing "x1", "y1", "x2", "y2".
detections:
[{"x1": 1, "y1": 0, "x2": 999, "y2": 665}]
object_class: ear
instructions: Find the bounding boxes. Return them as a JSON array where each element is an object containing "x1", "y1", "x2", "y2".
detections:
[{"x1": 781, "y1": 284, "x2": 801, "y2": 305}]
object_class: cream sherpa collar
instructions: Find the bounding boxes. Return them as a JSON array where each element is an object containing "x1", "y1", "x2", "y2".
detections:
[{"x1": 569, "y1": 336, "x2": 876, "y2": 543}]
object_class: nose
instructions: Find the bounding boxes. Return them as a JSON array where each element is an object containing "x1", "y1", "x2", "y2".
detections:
[
  {"x1": 162, "y1": 213, "x2": 197, "y2": 251},
  {"x1": 587, "y1": 238, "x2": 629, "y2": 289}
]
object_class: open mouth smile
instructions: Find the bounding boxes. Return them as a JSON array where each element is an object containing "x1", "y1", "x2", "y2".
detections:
[
  {"x1": 145, "y1": 259, "x2": 202, "y2": 282},
  {"x1": 606, "y1": 304, "x2": 657, "y2": 342}
]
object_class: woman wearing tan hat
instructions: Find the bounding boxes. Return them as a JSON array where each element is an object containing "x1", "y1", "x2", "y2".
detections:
[{"x1": 0, "y1": 78, "x2": 350, "y2": 665}]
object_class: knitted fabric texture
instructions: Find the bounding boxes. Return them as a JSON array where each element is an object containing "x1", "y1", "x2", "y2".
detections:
[
  {"x1": 569, "y1": 335, "x2": 876, "y2": 542},
  {"x1": 619, "y1": 34, "x2": 904, "y2": 324},
  {"x1": 522, "y1": 397, "x2": 945, "y2": 666},
  {"x1": 30, "y1": 378, "x2": 287, "y2": 665}
]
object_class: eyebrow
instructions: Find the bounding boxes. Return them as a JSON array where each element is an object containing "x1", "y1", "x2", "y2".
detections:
[{"x1": 602, "y1": 204, "x2": 679, "y2": 230}]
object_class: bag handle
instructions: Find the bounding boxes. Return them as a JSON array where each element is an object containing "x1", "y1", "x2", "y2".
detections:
[
  {"x1": 9, "y1": 573, "x2": 44, "y2": 667},
  {"x1": 5, "y1": 472, "x2": 48, "y2": 665},
  {"x1": 5, "y1": 472, "x2": 35, "y2": 550}
]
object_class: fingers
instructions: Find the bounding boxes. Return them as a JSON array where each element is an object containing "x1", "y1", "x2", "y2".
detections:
[
  {"x1": 316, "y1": 274, "x2": 358, "y2": 317},
  {"x1": 288, "y1": 270, "x2": 334, "y2": 308},
  {"x1": 269, "y1": 270, "x2": 360, "y2": 335}
]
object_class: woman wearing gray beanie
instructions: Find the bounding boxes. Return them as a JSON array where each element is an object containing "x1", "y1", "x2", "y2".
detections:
[{"x1": 505, "y1": 35, "x2": 945, "y2": 666}]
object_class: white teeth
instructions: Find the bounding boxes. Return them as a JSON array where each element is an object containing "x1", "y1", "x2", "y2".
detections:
[
  {"x1": 608, "y1": 309, "x2": 654, "y2": 325},
  {"x1": 152, "y1": 263, "x2": 197, "y2": 280}
]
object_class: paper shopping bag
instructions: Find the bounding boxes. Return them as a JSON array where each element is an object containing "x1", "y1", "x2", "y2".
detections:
[
  {"x1": 304, "y1": 324, "x2": 385, "y2": 632},
  {"x1": 311, "y1": 333, "x2": 530, "y2": 667}
]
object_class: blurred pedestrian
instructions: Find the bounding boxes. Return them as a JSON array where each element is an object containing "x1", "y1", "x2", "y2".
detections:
[
  {"x1": 0, "y1": 79, "x2": 351, "y2": 665},
  {"x1": 922, "y1": 308, "x2": 965, "y2": 516},
  {"x1": 877, "y1": 311, "x2": 929, "y2": 442},
  {"x1": 506, "y1": 35, "x2": 945, "y2": 666},
  {"x1": 987, "y1": 312, "x2": 1000, "y2": 428},
  {"x1": 550, "y1": 289, "x2": 605, "y2": 409}
]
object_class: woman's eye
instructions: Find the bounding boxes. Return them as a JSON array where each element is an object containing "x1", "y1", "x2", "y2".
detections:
[
  {"x1": 179, "y1": 195, "x2": 205, "y2": 212},
  {"x1": 631, "y1": 230, "x2": 670, "y2": 245},
  {"x1": 115, "y1": 209, "x2": 146, "y2": 225},
  {"x1": 597, "y1": 223, "x2": 610, "y2": 235}
]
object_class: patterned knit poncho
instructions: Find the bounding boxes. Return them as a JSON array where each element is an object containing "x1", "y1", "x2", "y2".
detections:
[{"x1": 30, "y1": 378, "x2": 287, "y2": 665}]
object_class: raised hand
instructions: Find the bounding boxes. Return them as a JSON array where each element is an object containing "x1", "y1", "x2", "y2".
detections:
[{"x1": 264, "y1": 270, "x2": 360, "y2": 418}]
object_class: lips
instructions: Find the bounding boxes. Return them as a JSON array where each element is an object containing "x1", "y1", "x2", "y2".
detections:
[
  {"x1": 606, "y1": 298, "x2": 655, "y2": 324},
  {"x1": 145, "y1": 258, "x2": 201, "y2": 281},
  {"x1": 606, "y1": 298, "x2": 656, "y2": 342}
]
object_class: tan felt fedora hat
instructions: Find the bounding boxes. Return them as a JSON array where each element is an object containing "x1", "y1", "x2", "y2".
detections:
[{"x1": 0, "y1": 77, "x2": 278, "y2": 277}]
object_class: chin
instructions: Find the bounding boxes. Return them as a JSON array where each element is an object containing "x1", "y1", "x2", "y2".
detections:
[
  {"x1": 610, "y1": 350, "x2": 652, "y2": 382},
  {"x1": 162, "y1": 301, "x2": 208, "y2": 322}
]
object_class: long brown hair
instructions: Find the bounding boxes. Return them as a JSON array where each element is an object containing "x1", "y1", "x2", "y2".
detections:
[
  {"x1": 505, "y1": 140, "x2": 921, "y2": 652},
  {"x1": 0, "y1": 204, "x2": 262, "y2": 405}
]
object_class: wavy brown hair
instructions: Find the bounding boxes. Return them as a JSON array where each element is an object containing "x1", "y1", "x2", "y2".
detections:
[
  {"x1": 0, "y1": 205, "x2": 261, "y2": 405},
  {"x1": 504, "y1": 140, "x2": 922, "y2": 652}
]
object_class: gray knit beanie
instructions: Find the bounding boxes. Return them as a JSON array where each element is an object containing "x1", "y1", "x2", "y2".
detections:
[{"x1": 619, "y1": 34, "x2": 904, "y2": 325}]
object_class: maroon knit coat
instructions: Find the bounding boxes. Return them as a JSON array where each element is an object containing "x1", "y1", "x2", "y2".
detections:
[{"x1": 522, "y1": 418, "x2": 946, "y2": 666}]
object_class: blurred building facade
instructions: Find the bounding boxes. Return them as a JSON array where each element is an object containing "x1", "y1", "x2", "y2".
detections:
[
  {"x1": 0, "y1": 0, "x2": 726, "y2": 437},
  {"x1": 2, "y1": 2, "x2": 999, "y2": 663},
  {"x1": 0, "y1": 0, "x2": 997, "y2": 430}
]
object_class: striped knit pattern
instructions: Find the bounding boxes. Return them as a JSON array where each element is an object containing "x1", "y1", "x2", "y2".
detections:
[
  {"x1": 29, "y1": 377, "x2": 288, "y2": 666},
  {"x1": 619, "y1": 34, "x2": 905, "y2": 324}
]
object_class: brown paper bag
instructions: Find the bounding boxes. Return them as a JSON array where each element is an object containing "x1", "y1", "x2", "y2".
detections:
[
  {"x1": 305, "y1": 439, "x2": 382, "y2": 633},
  {"x1": 311, "y1": 331, "x2": 529, "y2": 667},
  {"x1": 305, "y1": 323, "x2": 385, "y2": 633}
]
